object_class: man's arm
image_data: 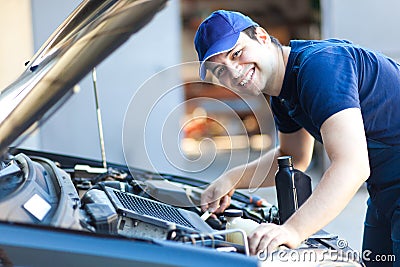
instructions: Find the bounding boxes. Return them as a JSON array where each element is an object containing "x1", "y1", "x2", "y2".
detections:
[
  {"x1": 240, "y1": 128, "x2": 315, "y2": 189},
  {"x1": 200, "y1": 146, "x2": 279, "y2": 213},
  {"x1": 278, "y1": 128, "x2": 315, "y2": 172},
  {"x1": 201, "y1": 128, "x2": 314, "y2": 212},
  {"x1": 249, "y1": 107, "x2": 370, "y2": 254}
]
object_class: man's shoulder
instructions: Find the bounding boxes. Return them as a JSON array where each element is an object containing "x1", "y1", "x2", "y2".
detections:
[
  {"x1": 288, "y1": 39, "x2": 357, "y2": 71},
  {"x1": 289, "y1": 39, "x2": 353, "y2": 53}
]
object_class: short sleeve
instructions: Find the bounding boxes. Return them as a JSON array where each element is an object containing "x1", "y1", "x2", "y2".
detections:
[{"x1": 298, "y1": 47, "x2": 361, "y2": 129}]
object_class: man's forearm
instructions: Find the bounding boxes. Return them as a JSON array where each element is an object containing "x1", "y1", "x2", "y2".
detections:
[{"x1": 231, "y1": 147, "x2": 282, "y2": 189}]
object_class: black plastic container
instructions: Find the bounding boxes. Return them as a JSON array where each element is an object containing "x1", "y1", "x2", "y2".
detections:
[{"x1": 275, "y1": 156, "x2": 312, "y2": 224}]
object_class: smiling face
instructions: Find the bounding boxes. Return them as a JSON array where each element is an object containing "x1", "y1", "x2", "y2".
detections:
[{"x1": 205, "y1": 27, "x2": 283, "y2": 96}]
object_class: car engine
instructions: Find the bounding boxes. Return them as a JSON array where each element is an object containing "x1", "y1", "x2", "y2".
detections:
[{"x1": 0, "y1": 149, "x2": 363, "y2": 265}]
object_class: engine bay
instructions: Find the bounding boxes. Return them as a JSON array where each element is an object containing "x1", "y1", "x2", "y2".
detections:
[{"x1": 0, "y1": 148, "x2": 363, "y2": 265}]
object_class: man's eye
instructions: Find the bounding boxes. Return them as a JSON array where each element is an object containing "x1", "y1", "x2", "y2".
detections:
[
  {"x1": 216, "y1": 67, "x2": 225, "y2": 77},
  {"x1": 233, "y1": 49, "x2": 242, "y2": 58}
]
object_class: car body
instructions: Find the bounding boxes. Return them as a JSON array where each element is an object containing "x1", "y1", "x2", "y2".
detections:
[{"x1": 0, "y1": 0, "x2": 363, "y2": 266}]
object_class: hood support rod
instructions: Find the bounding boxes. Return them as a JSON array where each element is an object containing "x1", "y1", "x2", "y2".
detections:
[{"x1": 92, "y1": 68, "x2": 107, "y2": 169}]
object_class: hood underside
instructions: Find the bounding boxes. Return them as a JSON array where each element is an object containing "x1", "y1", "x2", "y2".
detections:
[{"x1": 0, "y1": 0, "x2": 167, "y2": 157}]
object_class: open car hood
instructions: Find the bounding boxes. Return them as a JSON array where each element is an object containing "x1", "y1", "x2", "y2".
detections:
[{"x1": 0, "y1": 0, "x2": 167, "y2": 157}]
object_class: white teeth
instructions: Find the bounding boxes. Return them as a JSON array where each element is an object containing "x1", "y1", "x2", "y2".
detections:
[{"x1": 240, "y1": 69, "x2": 254, "y2": 86}]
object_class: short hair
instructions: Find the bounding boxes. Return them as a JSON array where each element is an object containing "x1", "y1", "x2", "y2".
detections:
[{"x1": 242, "y1": 26, "x2": 283, "y2": 49}]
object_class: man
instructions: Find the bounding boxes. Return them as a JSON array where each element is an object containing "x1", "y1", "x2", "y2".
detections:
[{"x1": 194, "y1": 10, "x2": 400, "y2": 265}]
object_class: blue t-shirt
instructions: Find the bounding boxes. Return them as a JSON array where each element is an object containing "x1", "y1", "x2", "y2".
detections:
[{"x1": 271, "y1": 39, "x2": 400, "y2": 146}]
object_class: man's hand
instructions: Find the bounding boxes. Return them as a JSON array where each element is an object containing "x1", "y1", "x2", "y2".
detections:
[
  {"x1": 248, "y1": 223, "x2": 302, "y2": 255},
  {"x1": 201, "y1": 176, "x2": 236, "y2": 214}
]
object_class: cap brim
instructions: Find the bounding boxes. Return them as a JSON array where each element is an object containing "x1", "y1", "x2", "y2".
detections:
[{"x1": 199, "y1": 32, "x2": 240, "y2": 80}]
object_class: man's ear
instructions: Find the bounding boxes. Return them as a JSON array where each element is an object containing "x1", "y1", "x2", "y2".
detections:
[{"x1": 255, "y1": 27, "x2": 270, "y2": 44}]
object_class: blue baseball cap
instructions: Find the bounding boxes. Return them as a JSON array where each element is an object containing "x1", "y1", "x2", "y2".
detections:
[{"x1": 194, "y1": 10, "x2": 259, "y2": 80}]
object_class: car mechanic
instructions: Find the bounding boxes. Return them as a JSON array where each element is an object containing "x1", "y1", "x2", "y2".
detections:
[{"x1": 194, "y1": 10, "x2": 400, "y2": 266}]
